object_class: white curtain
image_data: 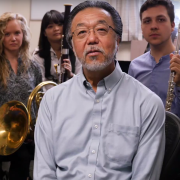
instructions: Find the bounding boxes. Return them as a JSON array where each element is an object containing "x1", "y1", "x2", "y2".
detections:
[{"x1": 107, "y1": 0, "x2": 145, "y2": 41}]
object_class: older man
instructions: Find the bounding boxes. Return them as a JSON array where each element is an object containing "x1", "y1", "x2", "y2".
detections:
[{"x1": 34, "y1": 1, "x2": 165, "y2": 180}]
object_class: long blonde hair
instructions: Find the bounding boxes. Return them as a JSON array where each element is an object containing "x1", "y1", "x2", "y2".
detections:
[{"x1": 0, "y1": 12, "x2": 31, "y2": 88}]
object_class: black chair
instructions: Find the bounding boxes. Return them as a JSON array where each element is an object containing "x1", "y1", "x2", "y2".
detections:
[
  {"x1": 117, "y1": 61, "x2": 130, "y2": 74},
  {"x1": 0, "y1": 162, "x2": 9, "y2": 180},
  {"x1": 160, "y1": 111, "x2": 180, "y2": 180}
]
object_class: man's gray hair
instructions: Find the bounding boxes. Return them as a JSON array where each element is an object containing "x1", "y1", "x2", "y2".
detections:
[{"x1": 65, "y1": 1, "x2": 123, "y2": 49}]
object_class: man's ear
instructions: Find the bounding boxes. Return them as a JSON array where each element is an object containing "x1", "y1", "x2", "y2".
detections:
[
  {"x1": 116, "y1": 36, "x2": 121, "y2": 45},
  {"x1": 171, "y1": 21, "x2": 175, "y2": 32},
  {"x1": 71, "y1": 40, "x2": 76, "y2": 54},
  {"x1": 115, "y1": 36, "x2": 120, "y2": 53}
]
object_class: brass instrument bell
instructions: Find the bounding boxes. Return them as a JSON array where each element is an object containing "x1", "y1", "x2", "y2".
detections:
[{"x1": 0, "y1": 81, "x2": 57, "y2": 155}]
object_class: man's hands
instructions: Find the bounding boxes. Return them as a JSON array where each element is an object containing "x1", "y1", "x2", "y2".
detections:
[{"x1": 170, "y1": 53, "x2": 180, "y2": 86}]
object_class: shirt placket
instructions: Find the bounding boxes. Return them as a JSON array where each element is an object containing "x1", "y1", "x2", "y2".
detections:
[
  {"x1": 86, "y1": 84, "x2": 105, "y2": 180},
  {"x1": 7, "y1": 59, "x2": 17, "y2": 82},
  {"x1": 150, "y1": 58, "x2": 161, "y2": 92},
  {"x1": 50, "y1": 51, "x2": 61, "y2": 75}
]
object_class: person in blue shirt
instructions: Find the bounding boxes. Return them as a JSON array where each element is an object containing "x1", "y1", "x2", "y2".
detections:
[
  {"x1": 34, "y1": 1, "x2": 165, "y2": 180},
  {"x1": 128, "y1": 0, "x2": 180, "y2": 117}
]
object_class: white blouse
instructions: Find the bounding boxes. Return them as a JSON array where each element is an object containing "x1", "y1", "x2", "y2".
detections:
[{"x1": 32, "y1": 47, "x2": 82, "y2": 90}]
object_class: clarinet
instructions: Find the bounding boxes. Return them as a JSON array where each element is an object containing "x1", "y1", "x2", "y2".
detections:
[
  {"x1": 60, "y1": 4, "x2": 72, "y2": 83},
  {"x1": 54, "y1": 38, "x2": 63, "y2": 84},
  {"x1": 165, "y1": 23, "x2": 180, "y2": 111}
]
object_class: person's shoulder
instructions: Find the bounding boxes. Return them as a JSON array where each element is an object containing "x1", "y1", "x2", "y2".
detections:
[
  {"x1": 124, "y1": 73, "x2": 164, "y2": 122},
  {"x1": 42, "y1": 77, "x2": 76, "y2": 106},
  {"x1": 129, "y1": 51, "x2": 151, "y2": 74},
  {"x1": 32, "y1": 47, "x2": 44, "y2": 63},
  {"x1": 32, "y1": 47, "x2": 39, "y2": 56},
  {"x1": 123, "y1": 73, "x2": 162, "y2": 105},
  {"x1": 123, "y1": 72, "x2": 147, "y2": 88},
  {"x1": 45, "y1": 75, "x2": 77, "y2": 96},
  {"x1": 132, "y1": 51, "x2": 150, "y2": 64},
  {"x1": 29, "y1": 59, "x2": 41, "y2": 70}
]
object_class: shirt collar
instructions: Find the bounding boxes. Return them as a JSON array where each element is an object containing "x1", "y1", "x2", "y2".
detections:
[
  {"x1": 80, "y1": 60, "x2": 124, "y2": 92},
  {"x1": 6, "y1": 57, "x2": 22, "y2": 65},
  {"x1": 104, "y1": 61, "x2": 123, "y2": 91},
  {"x1": 149, "y1": 50, "x2": 172, "y2": 64},
  {"x1": 50, "y1": 47, "x2": 54, "y2": 53},
  {"x1": 50, "y1": 47, "x2": 56, "y2": 56}
]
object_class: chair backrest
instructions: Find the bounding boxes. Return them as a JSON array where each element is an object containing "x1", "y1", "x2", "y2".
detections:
[
  {"x1": 160, "y1": 111, "x2": 180, "y2": 180},
  {"x1": 117, "y1": 61, "x2": 130, "y2": 74}
]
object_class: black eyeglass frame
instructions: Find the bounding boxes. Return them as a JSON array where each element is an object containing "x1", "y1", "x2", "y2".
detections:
[{"x1": 70, "y1": 24, "x2": 120, "y2": 39}]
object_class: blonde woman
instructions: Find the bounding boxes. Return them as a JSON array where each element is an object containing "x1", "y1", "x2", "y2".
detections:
[{"x1": 0, "y1": 12, "x2": 42, "y2": 180}]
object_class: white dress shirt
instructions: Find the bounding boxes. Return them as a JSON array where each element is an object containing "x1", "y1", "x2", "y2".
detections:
[{"x1": 32, "y1": 47, "x2": 82, "y2": 89}]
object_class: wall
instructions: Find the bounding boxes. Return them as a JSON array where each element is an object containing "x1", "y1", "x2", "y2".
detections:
[
  {"x1": 0, "y1": 0, "x2": 31, "y2": 26},
  {"x1": 0, "y1": 0, "x2": 132, "y2": 61}
]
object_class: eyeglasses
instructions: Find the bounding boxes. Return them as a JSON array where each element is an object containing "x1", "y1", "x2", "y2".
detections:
[{"x1": 71, "y1": 23, "x2": 119, "y2": 40}]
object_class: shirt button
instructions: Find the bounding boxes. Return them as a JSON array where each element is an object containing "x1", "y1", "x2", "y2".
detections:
[
  {"x1": 94, "y1": 125, "x2": 98, "y2": 129},
  {"x1": 96, "y1": 99, "x2": 100, "y2": 103},
  {"x1": 92, "y1": 150, "x2": 95, "y2": 154},
  {"x1": 88, "y1": 174, "x2": 92, "y2": 178}
]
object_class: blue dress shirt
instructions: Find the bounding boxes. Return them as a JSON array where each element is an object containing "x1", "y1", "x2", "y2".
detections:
[
  {"x1": 128, "y1": 51, "x2": 180, "y2": 118},
  {"x1": 34, "y1": 62, "x2": 165, "y2": 180}
]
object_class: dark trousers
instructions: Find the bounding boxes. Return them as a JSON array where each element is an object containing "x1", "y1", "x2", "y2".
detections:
[{"x1": 0, "y1": 143, "x2": 34, "y2": 180}]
